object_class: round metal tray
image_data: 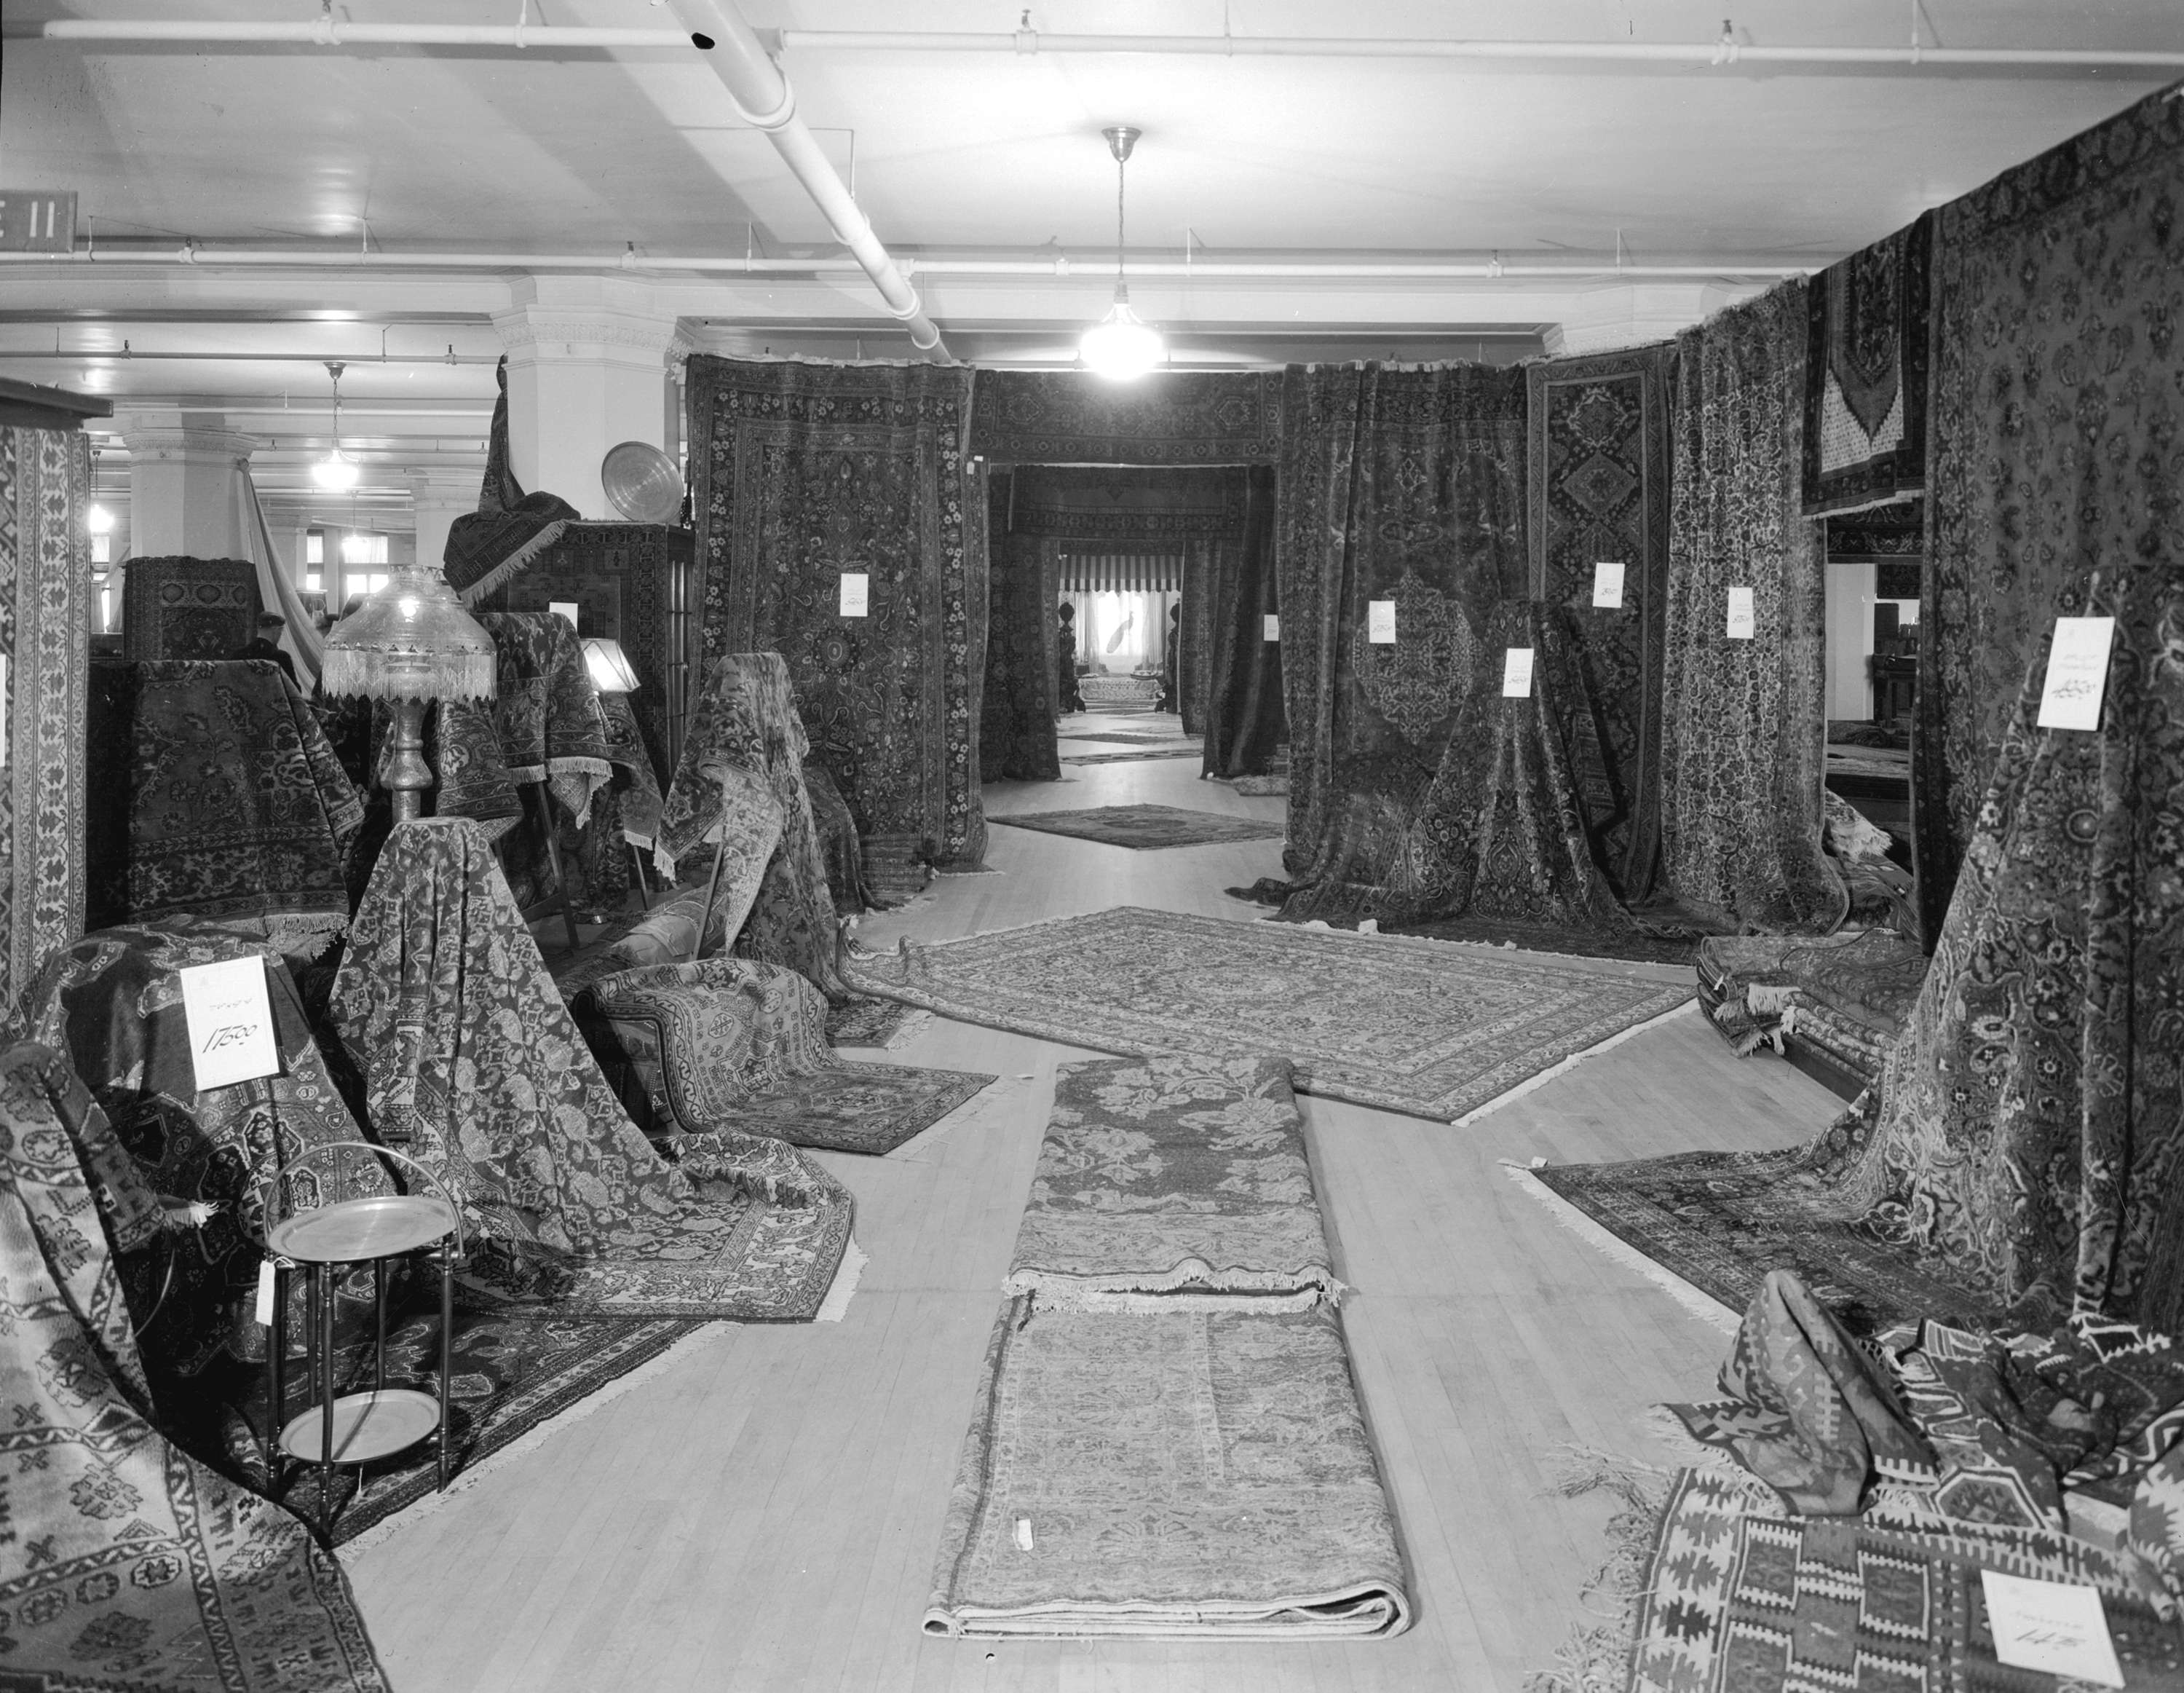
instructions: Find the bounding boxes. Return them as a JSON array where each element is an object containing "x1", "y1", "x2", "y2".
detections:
[
  {"x1": 601, "y1": 439, "x2": 684, "y2": 524},
  {"x1": 280, "y1": 1389, "x2": 441, "y2": 1464},
  {"x1": 267, "y1": 1194, "x2": 456, "y2": 1263}
]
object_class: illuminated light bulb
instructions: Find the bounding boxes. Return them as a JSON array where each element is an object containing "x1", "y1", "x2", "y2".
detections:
[
  {"x1": 314, "y1": 449, "x2": 359, "y2": 491},
  {"x1": 87, "y1": 502, "x2": 116, "y2": 536},
  {"x1": 1079, "y1": 293, "x2": 1165, "y2": 381}
]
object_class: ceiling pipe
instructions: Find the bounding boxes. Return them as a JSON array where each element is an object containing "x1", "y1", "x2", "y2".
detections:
[
  {"x1": 25, "y1": 17, "x2": 2184, "y2": 71},
  {"x1": 663, "y1": 0, "x2": 946, "y2": 356}
]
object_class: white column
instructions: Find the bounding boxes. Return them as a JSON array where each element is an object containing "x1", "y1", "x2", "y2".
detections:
[
  {"x1": 116, "y1": 410, "x2": 258, "y2": 559},
  {"x1": 406, "y1": 465, "x2": 483, "y2": 575},
  {"x1": 492, "y1": 275, "x2": 686, "y2": 520}
]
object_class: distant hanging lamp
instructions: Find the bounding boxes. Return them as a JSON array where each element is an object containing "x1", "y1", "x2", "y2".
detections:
[
  {"x1": 312, "y1": 360, "x2": 360, "y2": 491},
  {"x1": 1078, "y1": 126, "x2": 1166, "y2": 381}
]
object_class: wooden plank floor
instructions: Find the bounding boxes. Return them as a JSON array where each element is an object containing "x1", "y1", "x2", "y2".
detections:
[{"x1": 346, "y1": 717, "x2": 1843, "y2": 1690}]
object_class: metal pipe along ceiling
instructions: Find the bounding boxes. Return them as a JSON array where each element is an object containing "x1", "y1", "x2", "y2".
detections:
[{"x1": 665, "y1": 0, "x2": 945, "y2": 356}]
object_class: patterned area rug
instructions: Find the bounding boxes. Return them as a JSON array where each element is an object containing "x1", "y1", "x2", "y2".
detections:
[
  {"x1": 731, "y1": 1060, "x2": 993, "y2": 1156},
  {"x1": 991, "y1": 805, "x2": 1284, "y2": 851},
  {"x1": 849, "y1": 907, "x2": 1693, "y2": 1124},
  {"x1": 825, "y1": 995, "x2": 932, "y2": 1049},
  {"x1": 1388, "y1": 914, "x2": 1701, "y2": 966},
  {"x1": 925, "y1": 1299, "x2": 1410, "y2": 1638},
  {"x1": 1523, "y1": 1152, "x2": 1999, "y2": 1337},
  {"x1": 1055, "y1": 730, "x2": 1196, "y2": 745},
  {"x1": 1059, "y1": 746, "x2": 1204, "y2": 765}
]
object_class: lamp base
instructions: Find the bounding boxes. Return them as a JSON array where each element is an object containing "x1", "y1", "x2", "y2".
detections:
[{"x1": 383, "y1": 698, "x2": 433, "y2": 825}]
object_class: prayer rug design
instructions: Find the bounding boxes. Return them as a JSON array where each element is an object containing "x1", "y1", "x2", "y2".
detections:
[
  {"x1": 969, "y1": 370, "x2": 1283, "y2": 466},
  {"x1": 0, "y1": 425, "x2": 91, "y2": 1014},
  {"x1": 688, "y1": 355, "x2": 985, "y2": 872},
  {"x1": 989, "y1": 805, "x2": 1283, "y2": 851},
  {"x1": 119, "y1": 555, "x2": 259, "y2": 660},
  {"x1": 849, "y1": 907, "x2": 1692, "y2": 1123},
  {"x1": 1007, "y1": 1054, "x2": 1335, "y2": 1309},
  {"x1": 1801, "y1": 211, "x2": 1932, "y2": 516},
  {"x1": 1526, "y1": 347, "x2": 1673, "y2": 901},
  {"x1": 924, "y1": 1300, "x2": 1410, "y2": 1638},
  {"x1": 0, "y1": 1040, "x2": 392, "y2": 1689}
]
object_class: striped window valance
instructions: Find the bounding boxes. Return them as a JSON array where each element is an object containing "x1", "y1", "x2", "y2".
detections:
[{"x1": 1059, "y1": 552, "x2": 1184, "y2": 593}]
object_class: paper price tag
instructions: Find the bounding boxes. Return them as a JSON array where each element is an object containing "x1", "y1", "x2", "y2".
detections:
[
  {"x1": 1980, "y1": 1570, "x2": 2124, "y2": 1686},
  {"x1": 2036, "y1": 615, "x2": 2115, "y2": 731},
  {"x1": 1726, "y1": 585, "x2": 1756, "y2": 639},
  {"x1": 1366, "y1": 600, "x2": 1396, "y2": 644},
  {"x1": 1262, "y1": 614, "x2": 1281, "y2": 642},
  {"x1": 178, "y1": 956, "x2": 280, "y2": 1093},
  {"x1": 1591, "y1": 561, "x2": 1626, "y2": 609},
  {"x1": 255, "y1": 1259, "x2": 278, "y2": 1327},
  {"x1": 838, "y1": 572, "x2": 869, "y2": 617},
  {"x1": 548, "y1": 600, "x2": 580, "y2": 631},
  {"x1": 1501, "y1": 647, "x2": 1535, "y2": 698}
]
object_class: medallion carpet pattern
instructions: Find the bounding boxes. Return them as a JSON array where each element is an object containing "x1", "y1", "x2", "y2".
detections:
[
  {"x1": 989, "y1": 805, "x2": 1284, "y2": 851},
  {"x1": 849, "y1": 907, "x2": 1690, "y2": 1123},
  {"x1": 1800, "y1": 212, "x2": 1932, "y2": 516}
]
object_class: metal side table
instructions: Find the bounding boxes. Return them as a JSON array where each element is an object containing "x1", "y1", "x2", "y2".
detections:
[{"x1": 261, "y1": 1142, "x2": 464, "y2": 1533}]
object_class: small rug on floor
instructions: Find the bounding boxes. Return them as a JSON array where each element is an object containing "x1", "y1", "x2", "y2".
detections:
[
  {"x1": 848, "y1": 907, "x2": 1693, "y2": 1124},
  {"x1": 1008, "y1": 1053, "x2": 1335, "y2": 1310},
  {"x1": 825, "y1": 995, "x2": 933, "y2": 1049},
  {"x1": 1229, "y1": 773, "x2": 1289, "y2": 796},
  {"x1": 1060, "y1": 746, "x2": 1204, "y2": 765},
  {"x1": 1385, "y1": 914, "x2": 1701, "y2": 966},
  {"x1": 1519, "y1": 1151, "x2": 2001, "y2": 1336},
  {"x1": 991, "y1": 805, "x2": 1283, "y2": 851},
  {"x1": 1054, "y1": 731, "x2": 1195, "y2": 745},
  {"x1": 925, "y1": 1299, "x2": 1411, "y2": 1638},
  {"x1": 733, "y1": 1059, "x2": 994, "y2": 1156}
]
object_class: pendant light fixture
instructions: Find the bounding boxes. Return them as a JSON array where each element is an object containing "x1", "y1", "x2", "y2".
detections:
[
  {"x1": 312, "y1": 360, "x2": 360, "y2": 491},
  {"x1": 86, "y1": 446, "x2": 115, "y2": 536},
  {"x1": 1078, "y1": 125, "x2": 1166, "y2": 382}
]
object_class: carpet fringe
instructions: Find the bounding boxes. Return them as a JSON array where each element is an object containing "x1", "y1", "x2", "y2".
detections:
[
  {"x1": 1525, "y1": 1446, "x2": 1676, "y2": 1693},
  {"x1": 1502, "y1": 1164, "x2": 1739, "y2": 1334},
  {"x1": 834, "y1": 1007, "x2": 934, "y2": 1051},
  {"x1": 887, "y1": 1073, "x2": 1038, "y2": 1161},
  {"x1": 336, "y1": 1320, "x2": 735, "y2": 1558},
  {"x1": 1452, "y1": 1000, "x2": 1698, "y2": 1126},
  {"x1": 815, "y1": 1236, "x2": 866, "y2": 1324},
  {"x1": 1005, "y1": 1259, "x2": 1343, "y2": 1313}
]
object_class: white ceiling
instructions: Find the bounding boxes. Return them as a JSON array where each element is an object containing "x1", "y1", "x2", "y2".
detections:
[{"x1": 4, "y1": 0, "x2": 2177, "y2": 526}]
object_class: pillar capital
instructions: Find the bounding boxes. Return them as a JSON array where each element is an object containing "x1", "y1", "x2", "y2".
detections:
[
  {"x1": 117, "y1": 409, "x2": 256, "y2": 559},
  {"x1": 115, "y1": 408, "x2": 261, "y2": 465}
]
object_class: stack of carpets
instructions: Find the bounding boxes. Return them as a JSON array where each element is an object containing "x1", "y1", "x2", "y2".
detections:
[
  {"x1": 1696, "y1": 926, "x2": 1927, "y2": 1100},
  {"x1": 925, "y1": 1054, "x2": 1411, "y2": 1638}
]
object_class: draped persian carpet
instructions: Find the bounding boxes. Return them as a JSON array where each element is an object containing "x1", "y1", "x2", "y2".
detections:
[
  {"x1": 990, "y1": 805, "x2": 1284, "y2": 851},
  {"x1": 721, "y1": 1059, "x2": 991, "y2": 1157},
  {"x1": 968, "y1": 370, "x2": 1283, "y2": 467},
  {"x1": 1005, "y1": 1054, "x2": 1336, "y2": 1310},
  {"x1": 924, "y1": 1299, "x2": 1410, "y2": 1639},
  {"x1": 442, "y1": 354, "x2": 576, "y2": 601},
  {"x1": 119, "y1": 555, "x2": 259, "y2": 661},
  {"x1": 848, "y1": 907, "x2": 1691, "y2": 1124},
  {"x1": 1800, "y1": 211, "x2": 1932, "y2": 516},
  {"x1": 687, "y1": 355, "x2": 985, "y2": 875},
  {"x1": 978, "y1": 474, "x2": 1061, "y2": 783}
]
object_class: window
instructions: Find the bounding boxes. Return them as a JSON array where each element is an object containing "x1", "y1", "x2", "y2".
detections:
[
  {"x1": 340, "y1": 531, "x2": 388, "y2": 566},
  {"x1": 306, "y1": 529, "x2": 325, "y2": 566},
  {"x1": 90, "y1": 533, "x2": 111, "y2": 564},
  {"x1": 342, "y1": 572, "x2": 389, "y2": 603},
  {"x1": 304, "y1": 573, "x2": 323, "y2": 593}
]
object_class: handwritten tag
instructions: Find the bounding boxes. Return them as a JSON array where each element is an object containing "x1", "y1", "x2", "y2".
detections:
[
  {"x1": 178, "y1": 956, "x2": 280, "y2": 1092},
  {"x1": 2036, "y1": 615, "x2": 2115, "y2": 731},
  {"x1": 1980, "y1": 1570, "x2": 2124, "y2": 1686},
  {"x1": 1013, "y1": 1518, "x2": 1035, "y2": 1552},
  {"x1": 1262, "y1": 613, "x2": 1281, "y2": 642},
  {"x1": 548, "y1": 600, "x2": 581, "y2": 631},
  {"x1": 1367, "y1": 600, "x2": 1396, "y2": 644},
  {"x1": 839, "y1": 572, "x2": 869, "y2": 617},
  {"x1": 255, "y1": 1258, "x2": 278, "y2": 1327},
  {"x1": 1591, "y1": 562, "x2": 1626, "y2": 609},
  {"x1": 1502, "y1": 647, "x2": 1535, "y2": 698},
  {"x1": 1726, "y1": 585, "x2": 1756, "y2": 639}
]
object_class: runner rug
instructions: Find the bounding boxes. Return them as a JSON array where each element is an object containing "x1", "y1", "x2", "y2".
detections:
[
  {"x1": 849, "y1": 907, "x2": 1692, "y2": 1124},
  {"x1": 923, "y1": 1298, "x2": 1411, "y2": 1638},
  {"x1": 1059, "y1": 746, "x2": 1203, "y2": 765},
  {"x1": 991, "y1": 805, "x2": 1284, "y2": 851}
]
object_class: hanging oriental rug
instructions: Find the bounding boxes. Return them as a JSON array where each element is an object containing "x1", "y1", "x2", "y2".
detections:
[
  {"x1": 989, "y1": 805, "x2": 1284, "y2": 851},
  {"x1": 848, "y1": 907, "x2": 1691, "y2": 1124}
]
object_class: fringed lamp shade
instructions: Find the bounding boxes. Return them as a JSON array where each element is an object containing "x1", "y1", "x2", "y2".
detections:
[{"x1": 320, "y1": 563, "x2": 496, "y2": 822}]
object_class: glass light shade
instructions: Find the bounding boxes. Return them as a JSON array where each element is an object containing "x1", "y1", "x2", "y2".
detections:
[
  {"x1": 320, "y1": 563, "x2": 496, "y2": 704},
  {"x1": 312, "y1": 449, "x2": 359, "y2": 491},
  {"x1": 582, "y1": 636, "x2": 641, "y2": 695},
  {"x1": 1079, "y1": 296, "x2": 1166, "y2": 381},
  {"x1": 86, "y1": 502, "x2": 115, "y2": 536}
]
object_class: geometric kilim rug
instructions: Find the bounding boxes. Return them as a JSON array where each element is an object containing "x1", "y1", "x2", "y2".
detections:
[
  {"x1": 847, "y1": 907, "x2": 1693, "y2": 1124},
  {"x1": 991, "y1": 805, "x2": 1284, "y2": 851}
]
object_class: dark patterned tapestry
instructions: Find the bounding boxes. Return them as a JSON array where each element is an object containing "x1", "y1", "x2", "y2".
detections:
[
  {"x1": 1201, "y1": 467, "x2": 1284, "y2": 778},
  {"x1": 1913, "y1": 84, "x2": 2184, "y2": 942},
  {"x1": 970, "y1": 370, "x2": 1283, "y2": 466},
  {"x1": 1801, "y1": 211, "x2": 1932, "y2": 516},
  {"x1": 688, "y1": 356, "x2": 985, "y2": 875},
  {"x1": 978, "y1": 474, "x2": 1061, "y2": 781},
  {"x1": 120, "y1": 554, "x2": 259, "y2": 660},
  {"x1": 1806, "y1": 553, "x2": 2184, "y2": 1333},
  {"x1": 443, "y1": 353, "x2": 577, "y2": 600},
  {"x1": 1661, "y1": 282, "x2": 1845, "y2": 933},
  {"x1": 1525, "y1": 345, "x2": 1672, "y2": 902},
  {"x1": 1268, "y1": 363, "x2": 1529, "y2": 911},
  {"x1": 1, "y1": 425, "x2": 91, "y2": 1017},
  {"x1": 475, "y1": 520, "x2": 695, "y2": 788},
  {"x1": 1824, "y1": 497, "x2": 1923, "y2": 562}
]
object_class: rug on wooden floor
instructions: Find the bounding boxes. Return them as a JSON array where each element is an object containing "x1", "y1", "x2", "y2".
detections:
[
  {"x1": 1007, "y1": 1054, "x2": 1336, "y2": 1310},
  {"x1": 825, "y1": 995, "x2": 933, "y2": 1049},
  {"x1": 1518, "y1": 1152, "x2": 2001, "y2": 1337},
  {"x1": 848, "y1": 906, "x2": 1692, "y2": 1124},
  {"x1": 722, "y1": 1059, "x2": 993, "y2": 1156},
  {"x1": 924, "y1": 1298, "x2": 1411, "y2": 1638},
  {"x1": 990, "y1": 805, "x2": 1284, "y2": 851},
  {"x1": 1053, "y1": 731, "x2": 1194, "y2": 745},
  {"x1": 1059, "y1": 746, "x2": 1205, "y2": 765},
  {"x1": 1385, "y1": 914, "x2": 1701, "y2": 966}
]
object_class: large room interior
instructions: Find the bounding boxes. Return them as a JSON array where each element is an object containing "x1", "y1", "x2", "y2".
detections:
[{"x1": 3, "y1": 5, "x2": 2183, "y2": 1689}]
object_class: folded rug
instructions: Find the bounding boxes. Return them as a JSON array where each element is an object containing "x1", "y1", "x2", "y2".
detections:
[
  {"x1": 925, "y1": 1298, "x2": 1411, "y2": 1638},
  {"x1": 1006, "y1": 1054, "x2": 1336, "y2": 1311},
  {"x1": 825, "y1": 996, "x2": 930, "y2": 1049},
  {"x1": 849, "y1": 906, "x2": 1692, "y2": 1124},
  {"x1": 991, "y1": 804, "x2": 1283, "y2": 851}
]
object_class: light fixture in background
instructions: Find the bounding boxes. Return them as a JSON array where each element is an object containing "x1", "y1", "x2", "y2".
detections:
[
  {"x1": 581, "y1": 636, "x2": 641, "y2": 696},
  {"x1": 86, "y1": 447, "x2": 115, "y2": 535},
  {"x1": 1079, "y1": 125, "x2": 1166, "y2": 382},
  {"x1": 340, "y1": 532, "x2": 375, "y2": 564},
  {"x1": 312, "y1": 360, "x2": 360, "y2": 491}
]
